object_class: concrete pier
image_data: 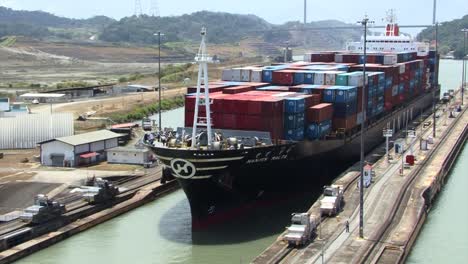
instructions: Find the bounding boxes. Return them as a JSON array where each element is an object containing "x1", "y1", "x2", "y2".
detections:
[
  {"x1": 253, "y1": 91, "x2": 468, "y2": 264},
  {"x1": 0, "y1": 177, "x2": 178, "y2": 264}
]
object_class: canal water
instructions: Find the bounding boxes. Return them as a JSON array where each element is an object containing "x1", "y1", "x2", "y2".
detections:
[{"x1": 15, "y1": 60, "x2": 467, "y2": 264}]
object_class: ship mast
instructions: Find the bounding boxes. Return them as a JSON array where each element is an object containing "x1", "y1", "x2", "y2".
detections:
[{"x1": 191, "y1": 27, "x2": 214, "y2": 148}]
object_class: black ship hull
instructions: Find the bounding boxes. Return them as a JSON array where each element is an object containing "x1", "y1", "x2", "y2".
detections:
[{"x1": 150, "y1": 91, "x2": 437, "y2": 229}]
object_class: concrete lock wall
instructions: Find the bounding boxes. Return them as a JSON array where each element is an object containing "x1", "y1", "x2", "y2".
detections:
[
  {"x1": 0, "y1": 113, "x2": 73, "y2": 149},
  {"x1": 108, "y1": 151, "x2": 147, "y2": 165}
]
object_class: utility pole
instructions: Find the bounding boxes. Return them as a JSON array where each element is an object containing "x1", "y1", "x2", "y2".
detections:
[
  {"x1": 462, "y1": 28, "x2": 467, "y2": 106},
  {"x1": 154, "y1": 31, "x2": 164, "y2": 131},
  {"x1": 357, "y1": 15, "x2": 373, "y2": 239},
  {"x1": 304, "y1": 0, "x2": 307, "y2": 24},
  {"x1": 433, "y1": 22, "x2": 438, "y2": 138}
]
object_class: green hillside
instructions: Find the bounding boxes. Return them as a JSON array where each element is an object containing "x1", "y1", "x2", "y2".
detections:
[{"x1": 418, "y1": 15, "x2": 468, "y2": 59}]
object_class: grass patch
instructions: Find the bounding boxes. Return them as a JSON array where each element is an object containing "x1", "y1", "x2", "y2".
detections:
[
  {"x1": 109, "y1": 96, "x2": 185, "y2": 123},
  {"x1": 0, "y1": 36, "x2": 17, "y2": 47}
]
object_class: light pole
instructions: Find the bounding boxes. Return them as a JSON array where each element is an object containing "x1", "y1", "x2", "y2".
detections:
[
  {"x1": 357, "y1": 15, "x2": 373, "y2": 239},
  {"x1": 432, "y1": 22, "x2": 439, "y2": 138},
  {"x1": 462, "y1": 28, "x2": 467, "y2": 106},
  {"x1": 154, "y1": 31, "x2": 165, "y2": 131}
]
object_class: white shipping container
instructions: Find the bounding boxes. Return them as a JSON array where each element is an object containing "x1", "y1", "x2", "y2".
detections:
[
  {"x1": 348, "y1": 73, "x2": 366, "y2": 87},
  {"x1": 304, "y1": 53, "x2": 312, "y2": 62},
  {"x1": 251, "y1": 70, "x2": 263, "y2": 82},
  {"x1": 334, "y1": 54, "x2": 343, "y2": 63},
  {"x1": 231, "y1": 68, "x2": 242, "y2": 82},
  {"x1": 325, "y1": 73, "x2": 336, "y2": 85},
  {"x1": 222, "y1": 69, "x2": 233, "y2": 81},
  {"x1": 383, "y1": 55, "x2": 397, "y2": 65},
  {"x1": 314, "y1": 73, "x2": 325, "y2": 85},
  {"x1": 399, "y1": 64, "x2": 406, "y2": 74},
  {"x1": 241, "y1": 69, "x2": 252, "y2": 82}
]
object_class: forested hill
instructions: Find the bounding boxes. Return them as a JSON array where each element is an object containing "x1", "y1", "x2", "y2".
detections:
[
  {"x1": 0, "y1": 6, "x2": 115, "y2": 28},
  {"x1": 0, "y1": 7, "x2": 361, "y2": 49},
  {"x1": 99, "y1": 11, "x2": 362, "y2": 47},
  {"x1": 100, "y1": 11, "x2": 273, "y2": 44},
  {"x1": 418, "y1": 15, "x2": 468, "y2": 59}
]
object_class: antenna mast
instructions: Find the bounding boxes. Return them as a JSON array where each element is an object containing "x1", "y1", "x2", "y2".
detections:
[{"x1": 191, "y1": 27, "x2": 214, "y2": 148}]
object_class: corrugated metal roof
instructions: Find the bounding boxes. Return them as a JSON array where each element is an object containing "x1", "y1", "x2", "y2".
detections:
[
  {"x1": 19, "y1": 93, "x2": 65, "y2": 98},
  {"x1": 55, "y1": 130, "x2": 122, "y2": 146}
]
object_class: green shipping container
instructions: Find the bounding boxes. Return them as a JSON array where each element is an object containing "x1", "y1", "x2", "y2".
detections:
[{"x1": 335, "y1": 74, "x2": 349, "y2": 86}]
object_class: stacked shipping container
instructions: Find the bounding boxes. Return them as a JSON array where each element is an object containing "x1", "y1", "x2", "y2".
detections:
[{"x1": 188, "y1": 50, "x2": 437, "y2": 141}]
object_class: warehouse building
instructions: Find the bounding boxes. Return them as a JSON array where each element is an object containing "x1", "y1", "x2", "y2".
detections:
[
  {"x1": 106, "y1": 146, "x2": 153, "y2": 165},
  {"x1": 39, "y1": 130, "x2": 121, "y2": 167}
]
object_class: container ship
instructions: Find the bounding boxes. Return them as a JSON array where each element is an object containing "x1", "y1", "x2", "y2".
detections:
[{"x1": 148, "y1": 16, "x2": 440, "y2": 229}]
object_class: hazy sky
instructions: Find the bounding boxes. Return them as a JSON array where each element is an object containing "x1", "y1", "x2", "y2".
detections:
[{"x1": 1, "y1": 0, "x2": 466, "y2": 26}]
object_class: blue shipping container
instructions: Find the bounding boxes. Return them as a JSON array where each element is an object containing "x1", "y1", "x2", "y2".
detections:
[
  {"x1": 305, "y1": 120, "x2": 332, "y2": 140},
  {"x1": 293, "y1": 72, "x2": 305, "y2": 85},
  {"x1": 334, "y1": 101, "x2": 358, "y2": 118},
  {"x1": 285, "y1": 127, "x2": 304, "y2": 141},
  {"x1": 284, "y1": 112, "x2": 305, "y2": 129},
  {"x1": 262, "y1": 70, "x2": 274, "y2": 82},
  {"x1": 377, "y1": 84, "x2": 385, "y2": 95},
  {"x1": 304, "y1": 72, "x2": 314, "y2": 84},
  {"x1": 335, "y1": 86, "x2": 358, "y2": 103},
  {"x1": 323, "y1": 87, "x2": 336, "y2": 103},
  {"x1": 284, "y1": 97, "x2": 306, "y2": 113}
]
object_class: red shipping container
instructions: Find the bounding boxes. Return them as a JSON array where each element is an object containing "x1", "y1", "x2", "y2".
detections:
[
  {"x1": 222, "y1": 114, "x2": 237, "y2": 129},
  {"x1": 261, "y1": 116, "x2": 284, "y2": 140},
  {"x1": 236, "y1": 114, "x2": 261, "y2": 130},
  {"x1": 306, "y1": 103, "x2": 334, "y2": 123},
  {"x1": 222, "y1": 85, "x2": 253, "y2": 94},
  {"x1": 272, "y1": 70, "x2": 295, "y2": 85},
  {"x1": 211, "y1": 113, "x2": 222, "y2": 128},
  {"x1": 332, "y1": 114, "x2": 357, "y2": 130},
  {"x1": 187, "y1": 84, "x2": 228, "y2": 94},
  {"x1": 246, "y1": 98, "x2": 263, "y2": 115},
  {"x1": 184, "y1": 110, "x2": 194, "y2": 127},
  {"x1": 261, "y1": 97, "x2": 284, "y2": 117}
]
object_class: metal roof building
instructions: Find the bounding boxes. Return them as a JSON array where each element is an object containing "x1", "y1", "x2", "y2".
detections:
[{"x1": 39, "y1": 130, "x2": 122, "y2": 167}]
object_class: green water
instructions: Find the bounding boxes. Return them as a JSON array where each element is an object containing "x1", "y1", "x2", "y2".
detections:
[
  {"x1": 407, "y1": 145, "x2": 468, "y2": 263},
  {"x1": 407, "y1": 59, "x2": 468, "y2": 263},
  {"x1": 14, "y1": 60, "x2": 467, "y2": 264}
]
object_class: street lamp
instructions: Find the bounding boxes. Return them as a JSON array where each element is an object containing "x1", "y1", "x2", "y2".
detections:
[
  {"x1": 357, "y1": 15, "x2": 374, "y2": 239},
  {"x1": 154, "y1": 31, "x2": 165, "y2": 131},
  {"x1": 462, "y1": 28, "x2": 467, "y2": 106},
  {"x1": 432, "y1": 22, "x2": 439, "y2": 138}
]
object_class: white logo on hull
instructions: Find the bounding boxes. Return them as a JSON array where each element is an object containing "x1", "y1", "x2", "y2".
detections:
[{"x1": 171, "y1": 159, "x2": 197, "y2": 179}]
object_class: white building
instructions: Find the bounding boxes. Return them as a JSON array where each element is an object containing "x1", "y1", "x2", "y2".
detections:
[
  {"x1": 39, "y1": 130, "x2": 121, "y2": 167},
  {"x1": 106, "y1": 146, "x2": 152, "y2": 165}
]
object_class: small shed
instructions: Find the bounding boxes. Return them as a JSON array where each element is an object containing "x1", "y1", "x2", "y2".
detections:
[
  {"x1": 106, "y1": 146, "x2": 152, "y2": 165},
  {"x1": 39, "y1": 130, "x2": 122, "y2": 167}
]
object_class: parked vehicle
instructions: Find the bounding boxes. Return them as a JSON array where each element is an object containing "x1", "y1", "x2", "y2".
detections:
[
  {"x1": 284, "y1": 213, "x2": 318, "y2": 247},
  {"x1": 320, "y1": 185, "x2": 344, "y2": 216}
]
